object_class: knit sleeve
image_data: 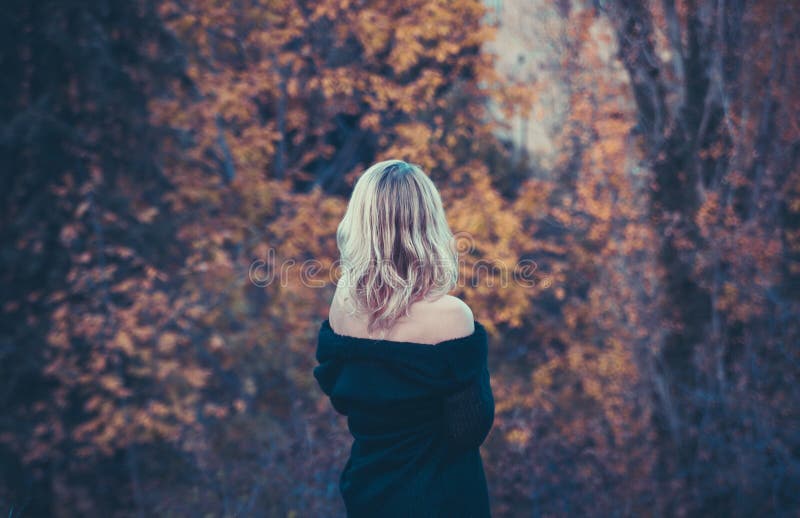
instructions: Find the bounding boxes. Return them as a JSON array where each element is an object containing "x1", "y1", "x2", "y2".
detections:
[{"x1": 441, "y1": 365, "x2": 495, "y2": 451}]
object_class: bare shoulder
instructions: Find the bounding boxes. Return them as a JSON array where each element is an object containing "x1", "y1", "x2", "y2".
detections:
[
  {"x1": 327, "y1": 287, "x2": 475, "y2": 344},
  {"x1": 413, "y1": 294, "x2": 475, "y2": 343},
  {"x1": 328, "y1": 282, "x2": 359, "y2": 332},
  {"x1": 436, "y1": 294, "x2": 474, "y2": 328}
]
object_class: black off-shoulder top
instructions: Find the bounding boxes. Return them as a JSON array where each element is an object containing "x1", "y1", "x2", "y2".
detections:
[{"x1": 313, "y1": 319, "x2": 495, "y2": 517}]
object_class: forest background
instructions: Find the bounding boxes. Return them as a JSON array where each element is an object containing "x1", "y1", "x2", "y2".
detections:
[{"x1": 2, "y1": 0, "x2": 799, "y2": 516}]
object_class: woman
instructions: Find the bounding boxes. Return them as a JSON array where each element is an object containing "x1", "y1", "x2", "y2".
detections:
[{"x1": 313, "y1": 159, "x2": 495, "y2": 517}]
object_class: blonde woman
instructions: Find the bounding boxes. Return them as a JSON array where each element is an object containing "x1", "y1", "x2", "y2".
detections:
[{"x1": 313, "y1": 159, "x2": 495, "y2": 517}]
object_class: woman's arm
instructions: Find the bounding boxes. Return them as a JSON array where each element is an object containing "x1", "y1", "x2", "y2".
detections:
[{"x1": 441, "y1": 365, "x2": 495, "y2": 451}]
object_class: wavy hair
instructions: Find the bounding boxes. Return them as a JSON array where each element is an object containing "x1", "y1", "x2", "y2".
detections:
[{"x1": 336, "y1": 159, "x2": 459, "y2": 335}]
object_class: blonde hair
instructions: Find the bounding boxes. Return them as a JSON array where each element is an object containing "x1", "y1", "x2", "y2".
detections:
[{"x1": 336, "y1": 159, "x2": 458, "y2": 335}]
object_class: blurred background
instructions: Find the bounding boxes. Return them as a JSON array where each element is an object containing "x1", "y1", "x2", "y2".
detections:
[{"x1": 1, "y1": 0, "x2": 799, "y2": 516}]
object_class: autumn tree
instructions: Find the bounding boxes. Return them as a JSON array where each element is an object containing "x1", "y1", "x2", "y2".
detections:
[
  {"x1": 598, "y1": 0, "x2": 800, "y2": 514},
  {"x1": 474, "y1": 3, "x2": 665, "y2": 514}
]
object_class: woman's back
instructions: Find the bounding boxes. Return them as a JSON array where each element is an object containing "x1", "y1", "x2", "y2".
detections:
[{"x1": 329, "y1": 286, "x2": 475, "y2": 345}]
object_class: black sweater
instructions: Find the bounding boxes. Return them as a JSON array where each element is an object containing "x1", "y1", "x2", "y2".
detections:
[{"x1": 313, "y1": 319, "x2": 495, "y2": 517}]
